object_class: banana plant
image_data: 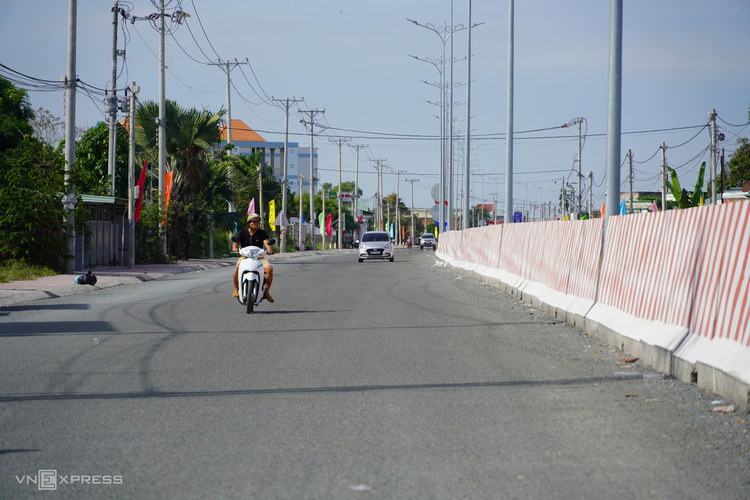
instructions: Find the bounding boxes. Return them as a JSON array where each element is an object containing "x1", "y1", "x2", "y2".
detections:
[{"x1": 666, "y1": 162, "x2": 706, "y2": 208}]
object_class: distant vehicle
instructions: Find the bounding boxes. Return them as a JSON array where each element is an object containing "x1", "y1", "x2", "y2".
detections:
[
  {"x1": 356, "y1": 231, "x2": 395, "y2": 262},
  {"x1": 420, "y1": 233, "x2": 437, "y2": 250}
]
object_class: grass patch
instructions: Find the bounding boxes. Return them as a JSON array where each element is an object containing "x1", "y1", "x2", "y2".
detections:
[{"x1": 0, "y1": 260, "x2": 58, "y2": 283}]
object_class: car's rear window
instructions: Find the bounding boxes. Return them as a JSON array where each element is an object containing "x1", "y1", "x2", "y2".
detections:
[
  {"x1": 362, "y1": 233, "x2": 390, "y2": 242},
  {"x1": 421, "y1": 234, "x2": 434, "y2": 238}
]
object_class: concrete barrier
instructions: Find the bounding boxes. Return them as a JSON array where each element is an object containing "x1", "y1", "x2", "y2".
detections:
[{"x1": 436, "y1": 204, "x2": 750, "y2": 412}]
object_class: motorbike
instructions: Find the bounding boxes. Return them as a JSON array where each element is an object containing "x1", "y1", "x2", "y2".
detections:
[{"x1": 235, "y1": 238, "x2": 275, "y2": 314}]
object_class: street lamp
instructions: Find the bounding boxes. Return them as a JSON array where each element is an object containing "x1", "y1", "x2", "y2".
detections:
[{"x1": 408, "y1": 13, "x2": 478, "y2": 235}]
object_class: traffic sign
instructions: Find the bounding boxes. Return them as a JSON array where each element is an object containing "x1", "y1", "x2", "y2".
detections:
[
  {"x1": 513, "y1": 212, "x2": 523, "y2": 223},
  {"x1": 431, "y1": 204, "x2": 440, "y2": 221}
]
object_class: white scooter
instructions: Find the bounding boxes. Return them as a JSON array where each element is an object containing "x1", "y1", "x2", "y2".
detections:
[{"x1": 236, "y1": 238, "x2": 275, "y2": 314}]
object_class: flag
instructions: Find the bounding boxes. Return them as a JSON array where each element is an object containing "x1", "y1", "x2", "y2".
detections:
[
  {"x1": 163, "y1": 171, "x2": 173, "y2": 224},
  {"x1": 699, "y1": 195, "x2": 704, "y2": 206},
  {"x1": 563, "y1": 216, "x2": 569, "y2": 221},
  {"x1": 434, "y1": 226, "x2": 438, "y2": 238},
  {"x1": 318, "y1": 212, "x2": 324, "y2": 235},
  {"x1": 389, "y1": 223, "x2": 394, "y2": 238},
  {"x1": 648, "y1": 200, "x2": 659, "y2": 212},
  {"x1": 357, "y1": 215, "x2": 363, "y2": 224},
  {"x1": 325, "y1": 213, "x2": 332, "y2": 237},
  {"x1": 134, "y1": 160, "x2": 147, "y2": 223},
  {"x1": 619, "y1": 199, "x2": 627, "y2": 215},
  {"x1": 269, "y1": 200, "x2": 276, "y2": 231},
  {"x1": 248, "y1": 198, "x2": 255, "y2": 216},
  {"x1": 601, "y1": 202, "x2": 605, "y2": 215}
]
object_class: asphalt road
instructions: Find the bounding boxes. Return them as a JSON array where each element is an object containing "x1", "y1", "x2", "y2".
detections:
[{"x1": 1, "y1": 248, "x2": 749, "y2": 499}]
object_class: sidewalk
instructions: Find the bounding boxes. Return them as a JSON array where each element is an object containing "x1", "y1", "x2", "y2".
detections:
[{"x1": 0, "y1": 249, "x2": 357, "y2": 307}]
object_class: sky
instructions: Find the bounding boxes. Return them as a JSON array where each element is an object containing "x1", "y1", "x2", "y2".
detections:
[{"x1": 1, "y1": 0, "x2": 749, "y2": 215}]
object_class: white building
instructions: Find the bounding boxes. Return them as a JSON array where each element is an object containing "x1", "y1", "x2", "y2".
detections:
[{"x1": 219, "y1": 119, "x2": 317, "y2": 194}]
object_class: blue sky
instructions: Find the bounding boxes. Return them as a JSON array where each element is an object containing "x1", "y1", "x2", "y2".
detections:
[{"x1": 1, "y1": 0, "x2": 748, "y2": 213}]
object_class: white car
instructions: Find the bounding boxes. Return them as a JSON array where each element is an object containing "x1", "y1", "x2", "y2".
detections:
[
  {"x1": 420, "y1": 233, "x2": 437, "y2": 250},
  {"x1": 357, "y1": 231, "x2": 394, "y2": 262}
]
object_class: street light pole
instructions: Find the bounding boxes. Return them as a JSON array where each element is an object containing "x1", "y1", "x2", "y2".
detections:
[{"x1": 504, "y1": 0, "x2": 514, "y2": 226}]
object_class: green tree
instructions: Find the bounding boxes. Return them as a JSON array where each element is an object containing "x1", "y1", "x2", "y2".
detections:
[
  {"x1": 0, "y1": 78, "x2": 68, "y2": 270},
  {"x1": 0, "y1": 138, "x2": 66, "y2": 269},
  {"x1": 0, "y1": 77, "x2": 34, "y2": 151},
  {"x1": 70, "y1": 121, "x2": 130, "y2": 198},
  {"x1": 726, "y1": 138, "x2": 750, "y2": 188}
]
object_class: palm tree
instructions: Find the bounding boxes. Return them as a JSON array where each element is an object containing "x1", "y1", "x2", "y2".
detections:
[{"x1": 135, "y1": 100, "x2": 226, "y2": 259}]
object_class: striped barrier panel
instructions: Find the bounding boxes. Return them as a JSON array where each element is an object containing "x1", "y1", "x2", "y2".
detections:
[
  {"x1": 689, "y1": 202, "x2": 750, "y2": 345},
  {"x1": 673, "y1": 202, "x2": 750, "y2": 407},
  {"x1": 567, "y1": 218, "x2": 604, "y2": 301}
]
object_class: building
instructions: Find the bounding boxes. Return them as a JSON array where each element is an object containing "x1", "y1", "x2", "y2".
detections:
[{"x1": 218, "y1": 119, "x2": 317, "y2": 194}]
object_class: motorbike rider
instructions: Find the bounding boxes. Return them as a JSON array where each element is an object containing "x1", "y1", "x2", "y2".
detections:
[{"x1": 232, "y1": 213, "x2": 274, "y2": 303}]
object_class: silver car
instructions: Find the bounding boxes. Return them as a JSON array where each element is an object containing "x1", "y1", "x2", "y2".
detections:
[
  {"x1": 357, "y1": 231, "x2": 394, "y2": 262},
  {"x1": 420, "y1": 233, "x2": 437, "y2": 249}
]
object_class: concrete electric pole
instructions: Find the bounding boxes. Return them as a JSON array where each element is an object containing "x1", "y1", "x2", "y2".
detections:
[
  {"x1": 300, "y1": 109, "x2": 324, "y2": 249},
  {"x1": 271, "y1": 97, "x2": 303, "y2": 253}
]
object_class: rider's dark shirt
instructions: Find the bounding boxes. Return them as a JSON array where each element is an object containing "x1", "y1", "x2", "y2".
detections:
[{"x1": 237, "y1": 228, "x2": 269, "y2": 249}]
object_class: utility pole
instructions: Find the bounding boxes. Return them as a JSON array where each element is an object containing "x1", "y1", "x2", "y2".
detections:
[
  {"x1": 661, "y1": 142, "x2": 668, "y2": 211},
  {"x1": 577, "y1": 118, "x2": 583, "y2": 215},
  {"x1": 396, "y1": 171, "x2": 401, "y2": 245},
  {"x1": 108, "y1": 2, "x2": 120, "y2": 196},
  {"x1": 298, "y1": 175, "x2": 304, "y2": 250},
  {"x1": 350, "y1": 144, "x2": 367, "y2": 239},
  {"x1": 504, "y1": 0, "x2": 514, "y2": 226},
  {"x1": 709, "y1": 108, "x2": 717, "y2": 204},
  {"x1": 271, "y1": 97, "x2": 303, "y2": 253},
  {"x1": 209, "y1": 58, "x2": 249, "y2": 240},
  {"x1": 158, "y1": 0, "x2": 167, "y2": 256},
  {"x1": 407, "y1": 179, "x2": 418, "y2": 240},
  {"x1": 588, "y1": 171, "x2": 594, "y2": 217},
  {"x1": 373, "y1": 160, "x2": 381, "y2": 229},
  {"x1": 122, "y1": 5, "x2": 187, "y2": 256},
  {"x1": 328, "y1": 138, "x2": 348, "y2": 249},
  {"x1": 209, "y1": 59, "x2": 250, "y2": 154},
  {"x1": 561, "y1": 176, "x2": 565, "y2": 218},
  {"x1": 127, "y1": 81, "x2": 139, "y2": 268},
  {"x1": 63, "y1": 0, "x2": 78, "y2": 274},
  {"x1": 257, "y1": 163, "x2": 264, "y2": 228},
  {"x1": 628, "y1": 149, "x2": 634, "y2": 214},
  {"x1": 300, "y1": 109, "x2": 324, "y2": 249}
]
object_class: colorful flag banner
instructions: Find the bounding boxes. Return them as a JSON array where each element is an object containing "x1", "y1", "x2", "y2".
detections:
[
  {"x1": 649, "y1": 200, "x2": 659, "y2": 212},
  {"x1": 269, "y1": 200, "x2": 276, "y2": 231},
  {"x1": 325, "y1": 214, "x2": 332, "y2": 237},
  {"x1": 248, "y1": 198, "x2": 255, "y2": 216},
  {"x1": 134, "y1": 160, "x2": 147, "y2": 223},
  {"x1": 619, "y1": 199, "x2": 627, "y2": 215},
  {"x1": 163, "y1": 171, "x2": 173, "y2": 224},
  {"x1": 318, "y1": 212, "x2": 324, "y2": 235}
]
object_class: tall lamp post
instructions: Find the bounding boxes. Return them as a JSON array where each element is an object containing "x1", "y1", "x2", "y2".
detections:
[{"x1": 408, "y1": 15, "x2": 474, "y2": 235}]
